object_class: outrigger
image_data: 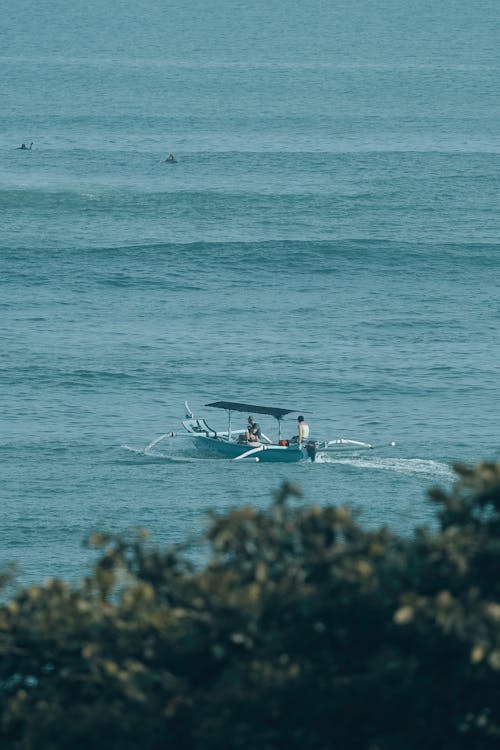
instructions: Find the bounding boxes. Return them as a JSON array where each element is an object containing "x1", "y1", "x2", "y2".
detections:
[{"x1": 145, "y1": 401, "x2": 392, "y2": 463}]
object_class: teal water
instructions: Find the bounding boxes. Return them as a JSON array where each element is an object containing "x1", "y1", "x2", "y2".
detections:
[{"x1": 1, "y1": 0, "x2": 499, "y2": 585}]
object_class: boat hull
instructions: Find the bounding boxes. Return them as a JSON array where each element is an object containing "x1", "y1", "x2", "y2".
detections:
[{"x1": 191, "y1": 436, "x2": 308, "y2": 462}]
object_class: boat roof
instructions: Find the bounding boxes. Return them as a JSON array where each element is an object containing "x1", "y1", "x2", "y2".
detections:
[{"x1": 205, "y1": 401, "x2": 298, "y2": 420}]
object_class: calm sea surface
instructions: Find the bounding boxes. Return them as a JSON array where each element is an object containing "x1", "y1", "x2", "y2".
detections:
[{"x1": 1, "y1": 0, "x2": 499, "y2": 585}]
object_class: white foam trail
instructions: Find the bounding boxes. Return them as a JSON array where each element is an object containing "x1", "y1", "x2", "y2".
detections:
[
  {"x1": 121, "y1": 444, "x2": 146, "y2": 455},
  {"x1": 121, "y1": 444, "x2": 202, "y2": 462},
  {"x1": 316, "y1": 454, "x2": 454, "y2": 480},
  {"x1": 144, "y1": 433, "x2": 172, "y2": 453}
]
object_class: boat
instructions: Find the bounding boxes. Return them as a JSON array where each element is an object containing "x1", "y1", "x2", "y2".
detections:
[{"x1": 145, "y1": 401, "x2": 393, "y2": 463}]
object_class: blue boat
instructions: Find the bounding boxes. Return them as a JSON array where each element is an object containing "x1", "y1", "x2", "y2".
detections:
[{"x1": 145, "y1": 401, "x2": 384, "y2": 463}]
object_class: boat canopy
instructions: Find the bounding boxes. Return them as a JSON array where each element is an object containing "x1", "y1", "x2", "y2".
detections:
[{"x1": 205, "y1": 401, "x2": 299, "y2": 420}]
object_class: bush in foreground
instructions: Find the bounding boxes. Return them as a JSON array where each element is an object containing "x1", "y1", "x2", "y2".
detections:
[{"x1": 1, "y1": 463, "x2": 500, "y2": 749}]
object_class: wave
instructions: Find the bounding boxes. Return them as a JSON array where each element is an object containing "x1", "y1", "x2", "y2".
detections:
[{"x1": 4, "y1": 237, "x2": 500, "y2": 267}]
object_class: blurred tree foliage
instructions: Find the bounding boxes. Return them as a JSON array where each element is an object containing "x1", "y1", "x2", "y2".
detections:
[{"x1": 1, "y1": 462, "x2": 500, "y2": 749}]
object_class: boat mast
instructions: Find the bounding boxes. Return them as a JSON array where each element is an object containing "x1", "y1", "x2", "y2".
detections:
[{"x1": 227, "y1": 409, "x2": 232, "y2": 441}]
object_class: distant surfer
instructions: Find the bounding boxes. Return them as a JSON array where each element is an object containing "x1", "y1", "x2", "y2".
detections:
[
  {"x1": 16, "y1": 142, "x2": 33, "y2": 150},
  {"x1": 165, "y1": 152, "x2": 177, "y2": 163}
]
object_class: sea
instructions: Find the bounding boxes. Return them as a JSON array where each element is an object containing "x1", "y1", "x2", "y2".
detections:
[{"x1": 1, "y1": 0, "x2": 499, "y2": 587}]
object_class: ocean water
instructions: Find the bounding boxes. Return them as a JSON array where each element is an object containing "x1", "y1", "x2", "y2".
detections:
[{"x1": 1, "y1": 0, "x2": 499, "y2": 586}]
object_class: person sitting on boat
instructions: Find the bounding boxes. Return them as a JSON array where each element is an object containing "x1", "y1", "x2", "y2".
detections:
[
  {"x1": 165, "y1": 152, "x2": 177, "y2": 162},
  {"x1": 246, "y1": 416, "x2": 262, "y2": 443}
]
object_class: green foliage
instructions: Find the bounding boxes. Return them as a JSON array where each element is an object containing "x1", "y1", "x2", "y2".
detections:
[{"x1": 1, "y1": 467, "x2": 500, "y2": 749}]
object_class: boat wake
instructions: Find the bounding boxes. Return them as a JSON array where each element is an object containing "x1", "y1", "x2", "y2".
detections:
[
  {"x1": 315, "y1": 454, "x2": 454, "y2": 480},
  {"x1": 121, "y1": 444, "x2": 202, "y2": 463}
]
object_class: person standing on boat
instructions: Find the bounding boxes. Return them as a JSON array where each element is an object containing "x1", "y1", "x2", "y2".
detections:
[
  {"x1": 297, "y1": 415, "x2": 310, "y2": 446},
  {"x1": 246, "y1": 416, "x2": 262, "y2": 443}
]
